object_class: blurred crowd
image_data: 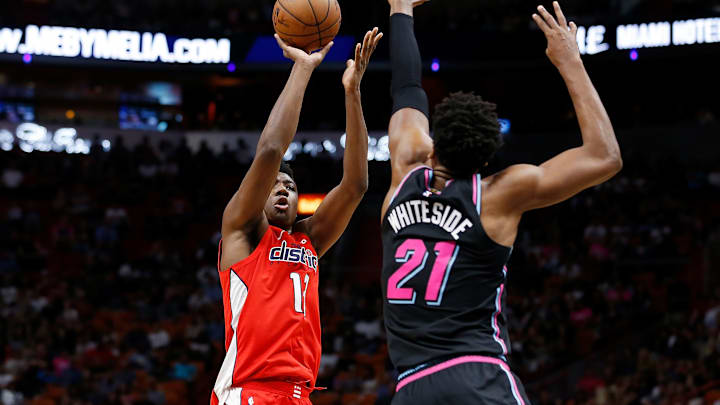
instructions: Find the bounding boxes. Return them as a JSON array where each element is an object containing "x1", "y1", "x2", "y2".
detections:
[{"x1": 1, "y1": 133, "x2": 719, "y2": 405}]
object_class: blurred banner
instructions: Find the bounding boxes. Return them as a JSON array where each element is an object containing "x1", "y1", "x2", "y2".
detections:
[
  {"x1": 0, "y1": 25, "x2": 230, "y2": 64},
  {"x1": 577, "y1": 17, "x2": 720, "y2": 55},
  {"x1": 1, "y1": 17, "x2": 718, "y2": 69}
]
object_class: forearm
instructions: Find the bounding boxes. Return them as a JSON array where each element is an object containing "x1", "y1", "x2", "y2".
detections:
[
  {"x1": 341, "y1": 89, "x2": 369, "y2": 194},
  {"x1": 389, "y1": 13, "x2": 429, "y2": 119},
  {"x1": 258, "y1": 63, "x2": 314, "y2": 152},
  {"x1": 560, "y1": 62, "x2": 621, "y2": 162}
]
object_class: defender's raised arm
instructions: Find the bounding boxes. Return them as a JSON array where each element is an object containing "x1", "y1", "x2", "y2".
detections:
[
  {"x1": 383, "y1": 0, "x2": 434, "y2": 217},
  {"x1": 503, "y1": 2, "x2": 622, "y2": 213}
]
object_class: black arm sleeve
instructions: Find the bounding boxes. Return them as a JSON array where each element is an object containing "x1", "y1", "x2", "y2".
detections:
[{"x1": 390, "y1": 13, "x2": 430, "y2": 119}]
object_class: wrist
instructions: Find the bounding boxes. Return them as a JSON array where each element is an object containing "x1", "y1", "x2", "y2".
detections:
[
  {"x1": 293, "y1": 60, "x2": 316, "y2": 74},
  {"x1": 556, "y1": 57, "x2": 584, "y2": 76},
  {"x1": 390, "y1": 1, "x2": 413, "y2": 17}
]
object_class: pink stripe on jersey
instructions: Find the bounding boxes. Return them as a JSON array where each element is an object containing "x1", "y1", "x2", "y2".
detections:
[
  {"x1": 390, "y1": 165, "x2": 430, "y2": 205},
  {"x1": 395, "y1": 355, "x2": 526, "y2": 405},
  {"x1": 492, "y1": 284, "x2": 508, "y2": 355},
  {"x1": 472, "y1": 174, "x2": 478, "y2": 205}
]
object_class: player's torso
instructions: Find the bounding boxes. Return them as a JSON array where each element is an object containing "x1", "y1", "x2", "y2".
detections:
[
  {"x1": 216, "y1": 226, "x2": 321, "y2": 390},
  {"x1": 381, "y1": 166, "x2": 513, "y2": 370}
]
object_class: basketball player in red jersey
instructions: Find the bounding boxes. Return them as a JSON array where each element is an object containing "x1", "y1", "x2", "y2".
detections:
[{"x1": 211, "y1": 29, "x2": 383, "y2": 405}]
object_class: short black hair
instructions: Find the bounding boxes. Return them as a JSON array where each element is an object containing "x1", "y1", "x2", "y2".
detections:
[
  {"x1": 279, "y1": 161, "x2": 295, "y2": 180},
  {"x1": 432, "y1": 92, "x2": 503, "y2": 177}
]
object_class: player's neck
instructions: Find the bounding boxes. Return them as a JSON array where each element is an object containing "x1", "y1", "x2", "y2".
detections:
[
  {"x1": 270, "y1": 222, "x2": 294, "y2": 233},
  {"x1": 431, "y1": 165, "x2": 454, "y2": 191}
]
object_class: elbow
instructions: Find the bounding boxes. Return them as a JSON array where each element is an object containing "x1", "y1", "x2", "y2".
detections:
[
  {"x1": 353, "y1": 179, "x2": 369, "y2": 197},
  {"x1": 342, "y1": 178, "x2": 369, "y2": 199},
  {"x1": 602, "y1": 152, "x2": 623, "y2": 178},
  {"x1": 358, "y1": 179, "x2": 369, "y2": 195},
  {"x1": 256, "y1": 141, "x2": 285, "y2": 160}
]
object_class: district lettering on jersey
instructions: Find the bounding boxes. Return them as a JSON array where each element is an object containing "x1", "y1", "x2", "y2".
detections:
[
  {"x1": 387, "y1": 199, "x2": 474, "y2": 240},
  {"x1": 269, "y1": 240, "x2": 318, "y2": 270}
]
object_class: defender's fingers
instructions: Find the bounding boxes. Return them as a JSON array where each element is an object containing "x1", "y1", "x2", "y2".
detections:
[
  {"x1": 532, "y1": 13, "x2": 551, "y2": 34},
  {"x1": 569, "y1": 21, "x2": 578, "y2": 35},
  {"x1": 537, "y1": 5, "x2": 559, "y2": 29},
  {"x1": 553, "y1": 1, "x2": 567, "y2": 28},
  {"x1": 354, "y1": 43, "x2": 362, "y2": 63},
  {"x1": 346, "y1": 59, "x2": 354, "y2": 68}
]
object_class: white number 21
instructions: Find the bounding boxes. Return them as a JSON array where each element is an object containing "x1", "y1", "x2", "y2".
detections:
[{"x1": 290, "y1": 272, "x2": 310, "y2": 316}]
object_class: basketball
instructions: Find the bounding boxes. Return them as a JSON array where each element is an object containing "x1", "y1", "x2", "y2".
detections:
[{"x1": 273, "y1": 0, "x2": 342, "y2": 53}]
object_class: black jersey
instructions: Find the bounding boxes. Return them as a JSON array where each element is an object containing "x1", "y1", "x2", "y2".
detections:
[{"x1": 381, "y1": 166, "x2": 513, "y2": 370}]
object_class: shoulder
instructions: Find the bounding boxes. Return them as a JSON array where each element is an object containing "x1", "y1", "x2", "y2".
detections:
[
  {"x1": 485, "y1": 164, "x2": 543, "y2": 209},
  {"x1": 487, "y1": 164, "x2": 542, "y2": 188},
  {"x1": 400, "y1": 164, "x2": 431, "y2": 185},
  {"x1": 386, "y1": 164, "x2": 430, "y2": 202},
  {"x1": 292, "y1": 219, "x2": 310, "y2": 238}
]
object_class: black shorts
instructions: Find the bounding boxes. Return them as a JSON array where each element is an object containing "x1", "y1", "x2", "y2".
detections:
[{"x1": 392, "y1": 355, "x2": 531, "y2": 405}]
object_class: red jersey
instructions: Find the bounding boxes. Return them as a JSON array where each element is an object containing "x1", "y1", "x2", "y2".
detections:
[{"x1": 212, "y1": 226, "x2": 321, "y2": 405}]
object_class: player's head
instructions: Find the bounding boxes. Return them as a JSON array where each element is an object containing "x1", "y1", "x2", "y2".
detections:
[
  {"x1": 264, "y1": 162, "x2": 298, "y2": 230},
  {"x1": 431, "y1": 92, "x2": 503, "y2": 177}
]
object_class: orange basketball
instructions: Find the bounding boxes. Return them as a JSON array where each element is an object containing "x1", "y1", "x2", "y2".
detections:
[{"x1": 273, "y1": 0, "x2": 342, "y2": 53}]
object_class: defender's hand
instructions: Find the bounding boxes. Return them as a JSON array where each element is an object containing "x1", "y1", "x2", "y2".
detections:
[
  {"x1": 274, "y1": 34, "x2": 334, "y2": 70},
  {"x1": 532, "y1": 2, "x2": 582, "y2": 72},
  {"x1": 342, "y1": 28, "x2": 383, "y2": 92}
]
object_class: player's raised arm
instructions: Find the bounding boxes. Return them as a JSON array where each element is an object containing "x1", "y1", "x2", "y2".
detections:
[
  {"x1": 383, "y1": 0, "x2": 434, "y2": 217},
  {"x1": 220, "y1": 38, "x2": 333, "y2": 265},
  {"x1": 296, "y1": 28, "x2": 382, "y2": 258},
  {"x1": 501, "y1": 2, "x2": 622, "y2": 213}
]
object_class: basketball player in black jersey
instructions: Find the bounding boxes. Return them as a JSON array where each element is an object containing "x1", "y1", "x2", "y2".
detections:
[{"x1": 381, "y1": 1, "x2": 622, "y2": 403}]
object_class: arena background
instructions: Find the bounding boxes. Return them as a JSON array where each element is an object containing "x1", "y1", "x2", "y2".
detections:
[{"x1": 2, "y1": 0, "x2": 720, "y2": 404}]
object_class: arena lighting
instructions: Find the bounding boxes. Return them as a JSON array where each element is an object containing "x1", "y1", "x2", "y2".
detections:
[
  {"x1": 0, "y1": 25, "x2": 231, "y2": 64},
  {"x1": 576, "y1": 17, "x2": 720, "y2": 55},
  {"x1": 0, "y1": 122, "x2": 97, "y2": 154},
  {"x1": 431, "y1": 58, "x2": 440, "y2": 72},
  {"x1": 498, "y1": 119, "x2": 511, "y2": 135},
  {"x1": 298, "y1": 194, "x2": 326, "y2": 215},
  {"x1": 285, "y1": 122, "x2": 508, "y2": 162},
  {"x1": 0, "y1": 129, "x2": 13, "y2": 151},
  {"x1": 630, "y1": 49, "x2": 639, "y2": 61}
]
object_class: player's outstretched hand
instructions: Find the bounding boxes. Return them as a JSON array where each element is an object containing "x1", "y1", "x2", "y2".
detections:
[
  {"x1": 342, "y1": 27, "x2": 383, "y2": 93},
  {"x1": 274, "y1": 34, "x2": 334, "y2": 69},
  {"x1": 532, "y1": 2, "x2": 582, "y2": 72}
]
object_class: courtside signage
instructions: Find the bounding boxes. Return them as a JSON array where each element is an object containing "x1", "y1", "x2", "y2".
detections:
[
  {"x1": 578, "y1": 17, "x2": 720, "y2": 55},
  {"x1": 0, "y1": 25, "x2": 231, "y2": 64}
]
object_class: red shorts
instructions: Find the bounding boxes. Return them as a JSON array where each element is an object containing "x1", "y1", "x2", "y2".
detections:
[{"x1": 212, "y1": 380, "x2": 313, "y2": 405}]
